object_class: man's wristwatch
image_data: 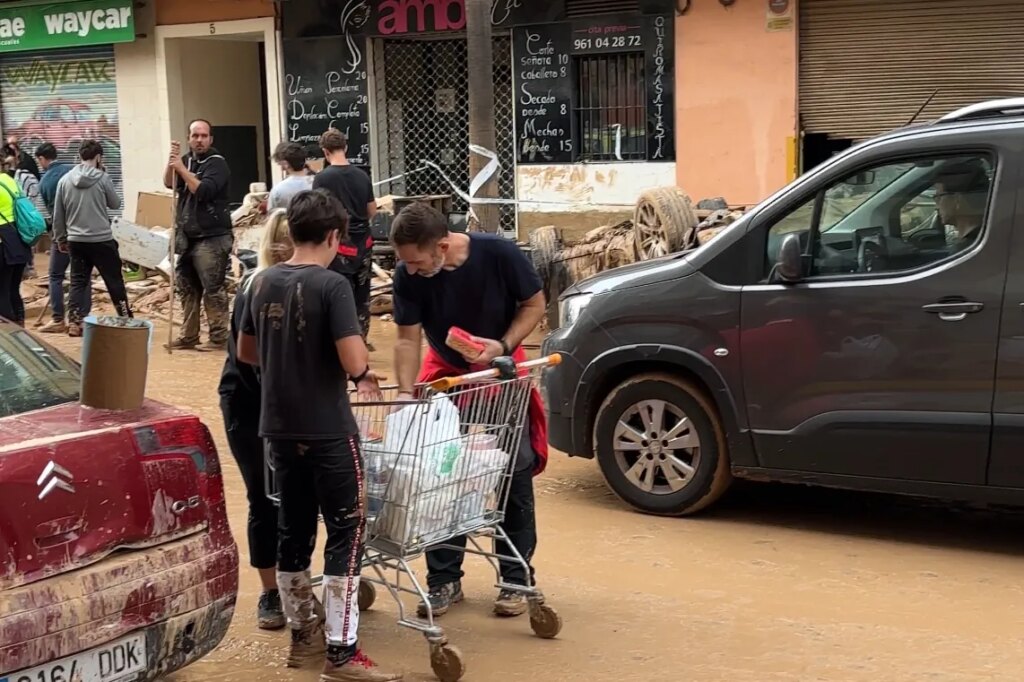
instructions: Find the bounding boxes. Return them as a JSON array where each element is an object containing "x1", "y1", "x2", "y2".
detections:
[{"x1": 500, "y1": 339, "x2": 512, "y2": 356}]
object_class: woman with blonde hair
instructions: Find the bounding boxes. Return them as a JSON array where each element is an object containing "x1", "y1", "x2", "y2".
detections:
[{"x1": 217, "y1": 207, "x2": 293, "y2": 630}]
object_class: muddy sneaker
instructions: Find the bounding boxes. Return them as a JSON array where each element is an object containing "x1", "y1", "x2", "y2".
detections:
[
  {"x1": 493, "y1": 588, "x2": 528, "y2": 617},
  {"x1": 286, "y1": 618, "x2": 326, "y2": 668},
  {"x1": 164, "y1": 337, "x2": 199, "y2": 351},
  {"x1": 38, "y1": 320, "x2": 67, "y2": 334},
  {"x1": 416, "y1": 581, "x2": 463, "y2": 618},
  {"x1": 320, "y1": 650, "x2": 402, "y2": 682},
  {"x1": 67, "y1": 323, "x2": 82, "y2": 338},
  {"x1": 257, "y1": 589, "x2": 286, "y2": 630}
]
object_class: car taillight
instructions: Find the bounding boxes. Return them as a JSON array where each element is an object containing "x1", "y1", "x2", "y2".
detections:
[{"x1": 132, "y1": 417, "x2": 230, "y2": 542}]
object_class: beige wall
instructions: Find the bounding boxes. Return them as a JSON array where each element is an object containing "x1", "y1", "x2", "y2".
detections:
[
  {"x1": 675, "y1": 2, "x2": 798, "y2": 207},
  {"x1": 115, "y1": 2, "x2": 162, "y2": 222},
  {"x1": 172, "y1": 38, "x2": 267, "y2": 183}
]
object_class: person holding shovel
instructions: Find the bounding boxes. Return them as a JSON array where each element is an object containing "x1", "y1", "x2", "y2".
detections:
[{"x1": 389, "y1": 201, "x2": 548, "y2": 619}]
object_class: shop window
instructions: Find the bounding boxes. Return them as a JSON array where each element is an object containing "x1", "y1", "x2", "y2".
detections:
[{"x1": 574, "y1": 52, "x2": 647, "y2": 161}]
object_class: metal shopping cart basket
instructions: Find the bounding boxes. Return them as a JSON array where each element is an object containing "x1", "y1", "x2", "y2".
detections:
[{"x1": 265, "y1": 354, "x2": 563, "y2": 681}]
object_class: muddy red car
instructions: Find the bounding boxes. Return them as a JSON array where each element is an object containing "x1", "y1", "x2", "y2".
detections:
[{"x1": 0, "y1": 321, "x2": 238, "y2": 680}]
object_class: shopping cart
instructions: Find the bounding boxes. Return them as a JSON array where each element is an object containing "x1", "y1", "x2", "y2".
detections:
[{"x1": 265, "y1": 354, "x2": 563, "y2": 681}]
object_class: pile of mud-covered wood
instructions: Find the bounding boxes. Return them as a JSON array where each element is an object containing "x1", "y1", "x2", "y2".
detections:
[{"x1": 527, "y1": 188, "x2": 747, "y2": 328}]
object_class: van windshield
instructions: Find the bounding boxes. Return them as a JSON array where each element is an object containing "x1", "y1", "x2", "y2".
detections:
[{"x1": 820, "y1": 164, "x2": 916, "y2": 233}]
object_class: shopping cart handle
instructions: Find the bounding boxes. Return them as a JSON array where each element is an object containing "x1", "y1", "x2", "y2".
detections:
[{"x1": 425, "y1": 353, "x2": 562, "y2": 392}]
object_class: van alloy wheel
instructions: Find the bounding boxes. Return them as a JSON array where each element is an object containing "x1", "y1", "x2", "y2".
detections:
[
  {"x1": 613, "y1": 400, "x2": 701, "y2": 495},
  {"x1": 595, "y1": 374, "x2": 732, "y2": 516}
]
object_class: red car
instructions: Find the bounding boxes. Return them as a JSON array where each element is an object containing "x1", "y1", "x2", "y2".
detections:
[
  {"x1": 8, "y1": 100, "x2": 119, "y2": 156},
  {"x1": 0, "y1": 320, "x2": 238, "y2": 680}
]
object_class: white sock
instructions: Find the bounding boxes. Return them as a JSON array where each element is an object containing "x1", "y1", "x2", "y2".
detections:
[
  {"x1": 323, "y1": 575, "x2": 361, "y2": 646},
  {"x1": 277, "y1": 569, "x2": 318, "y2": 629}
]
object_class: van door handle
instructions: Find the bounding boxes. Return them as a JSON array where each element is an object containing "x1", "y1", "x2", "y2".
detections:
[{"x1": 922, "y1": 302, "x2": 983, "y2": 321}]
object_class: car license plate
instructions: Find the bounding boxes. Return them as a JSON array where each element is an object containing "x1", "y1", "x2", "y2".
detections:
[{"x1": 1, "y1": 633, "x2": 146, "y2": 682}]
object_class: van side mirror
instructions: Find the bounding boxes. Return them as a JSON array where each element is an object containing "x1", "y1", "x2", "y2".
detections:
[{"x1": 773, "y1": 233, "x2": 804, "y2": 283}]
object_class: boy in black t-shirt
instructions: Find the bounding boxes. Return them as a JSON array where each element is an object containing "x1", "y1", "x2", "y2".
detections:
[
  {"x1": 237, "y1": 190, "x2": 399, "y2": 682},
  {"x1": 313, "y1": 128, "x2": 377, "y2": 341}
]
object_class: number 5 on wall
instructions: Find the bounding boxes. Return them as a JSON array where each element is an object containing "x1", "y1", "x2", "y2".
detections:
[{"x1": 209, "y1": 23, "x2": 216, "y2": 35}]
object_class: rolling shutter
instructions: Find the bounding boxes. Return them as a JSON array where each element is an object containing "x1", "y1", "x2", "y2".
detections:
[
  {"x1": 0, "y1": 46, "x2": 122, "y2": 215},
  {"x1": 800, "y1": 0, "x2": 1024, "y2": 140}
]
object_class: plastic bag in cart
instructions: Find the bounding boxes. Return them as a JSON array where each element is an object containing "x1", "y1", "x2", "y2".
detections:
[{"x1": 382, "y1": 393, "x2": 463, "y2": 481}]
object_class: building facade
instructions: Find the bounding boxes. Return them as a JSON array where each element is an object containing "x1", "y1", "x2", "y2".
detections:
[
  {"x1": 0, "y1": 0, "x2": 285, "y2": 222},
  {"x1": 681, "y1": 0, "x2": 1024, "y2": 209},
  {"x1": 282, "y1": 0, "x2": 678, "y2": 239}
]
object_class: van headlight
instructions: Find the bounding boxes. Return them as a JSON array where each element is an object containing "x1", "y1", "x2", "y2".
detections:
[{"x1": 559, "y1": 293, "x2": 593, "y2": 329}]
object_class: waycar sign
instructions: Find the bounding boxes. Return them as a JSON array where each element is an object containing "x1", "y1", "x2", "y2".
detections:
[{"x1": 0, "y1": 0, "x2": 134, "y2": 53}]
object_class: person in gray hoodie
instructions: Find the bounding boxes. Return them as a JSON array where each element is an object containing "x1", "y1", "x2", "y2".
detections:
[{"x1": 53, "y1": 139, "x2": 131, "y2": 336}]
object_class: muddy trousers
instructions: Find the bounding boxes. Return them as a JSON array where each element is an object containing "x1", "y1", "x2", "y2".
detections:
[
  {"x1": 176, "y1": 234, "x2": 232, "y2": 345},
  {"x1": 68, "y1": 240, "x2": 131, "y2": 324},
  {"x1": 271, "y1": 436, "x2": 365, "y2": 658},
  {"x1": 220, "y1": 398, "x2": 277, "y2": 570},
  {"x1": 426, "y1": 465, "x2": 537, "y2": 589}
]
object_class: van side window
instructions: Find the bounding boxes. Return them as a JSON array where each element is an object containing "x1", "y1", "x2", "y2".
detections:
[{"x1": 765, "y1": 154, "x2": 993, "y2": 279}]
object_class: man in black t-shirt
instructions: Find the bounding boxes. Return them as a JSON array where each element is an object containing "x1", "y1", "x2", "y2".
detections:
[
  {"x1": 237, "y1": 190, "x2": 398, "y2": 682},
  {"x1": 313, "y1": 128, "x2": 377, "y2": 341},
  {"x1": 391, "y1": 202, "x2": 547, "y2": 620}
]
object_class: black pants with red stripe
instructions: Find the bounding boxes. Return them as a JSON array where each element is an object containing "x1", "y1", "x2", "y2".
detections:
[
  {"x1": 329, "y1": 246, "x2": 372, "y2": 340},
  {"x1": 271, "y1": 436, "x2": 365, "y2": 577}
]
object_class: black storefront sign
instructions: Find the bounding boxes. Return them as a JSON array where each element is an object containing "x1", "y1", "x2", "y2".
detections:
[
  {"x1": 513, "y1": 13, "x2": 675, "y2": 164},
  {"x1": 283, "y1": 36, "x2": 371, "y2": 168},
  {"x1": 514, "y1": 24, "x2": 575, "y2": 163},
  {"x1": 282, "y1": 0, "x2": 675, "y2": 39}
]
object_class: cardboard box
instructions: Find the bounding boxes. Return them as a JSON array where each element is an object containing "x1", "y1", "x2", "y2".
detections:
[{"x1": 135, "y1": 191, "x2": 174, "y2": 228}]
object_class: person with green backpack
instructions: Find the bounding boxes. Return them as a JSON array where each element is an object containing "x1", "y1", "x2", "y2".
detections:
[{"x1": 0, "y1": 160, "x2": 33, "y2": 325}]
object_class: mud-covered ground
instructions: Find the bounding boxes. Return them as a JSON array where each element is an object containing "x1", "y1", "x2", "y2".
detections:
[{"x1": 46, "y1": 321, "x2": 1024, "y2": 681}]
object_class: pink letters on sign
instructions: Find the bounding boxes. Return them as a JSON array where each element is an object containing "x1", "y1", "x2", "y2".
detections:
[{"x1": 376, "y1": 0, "x2": 466, "y2": 35}]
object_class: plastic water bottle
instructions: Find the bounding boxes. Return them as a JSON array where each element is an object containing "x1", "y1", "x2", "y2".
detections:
[{"x1": 365, "y1": 449, "x2": 387, "y2": 518}]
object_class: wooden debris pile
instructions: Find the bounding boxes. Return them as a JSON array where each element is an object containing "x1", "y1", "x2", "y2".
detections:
[{"x1": 527, "y1": 187, "x2": 747, "y2": 329}]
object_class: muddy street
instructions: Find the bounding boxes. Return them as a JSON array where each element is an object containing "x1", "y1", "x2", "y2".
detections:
[{"x1": 46, "y1": 322, "x2": 1024, "y2": 681}]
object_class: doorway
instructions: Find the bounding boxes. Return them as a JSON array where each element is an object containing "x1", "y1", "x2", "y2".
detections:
[{"x1": 156, "y1": 18, "x2": 283, "y2": 206}]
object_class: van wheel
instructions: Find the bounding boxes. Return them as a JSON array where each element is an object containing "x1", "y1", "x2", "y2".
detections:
[{"x1": 594, "y1": 373, "x2": 731, "y2": 515}]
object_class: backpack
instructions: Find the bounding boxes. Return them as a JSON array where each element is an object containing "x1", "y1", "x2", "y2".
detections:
[{"x1": 0, "y1": 177, "x2": 46, "y2": 246}]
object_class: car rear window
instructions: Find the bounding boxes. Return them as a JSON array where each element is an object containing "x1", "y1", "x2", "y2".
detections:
[{"x1": 0, "y1": 327, "x2": 79, "y2": 417}]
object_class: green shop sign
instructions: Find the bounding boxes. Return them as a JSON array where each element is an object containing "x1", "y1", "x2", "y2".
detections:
[{"x1": 0, "y1": 0, "x2": 134, "y2": 53}]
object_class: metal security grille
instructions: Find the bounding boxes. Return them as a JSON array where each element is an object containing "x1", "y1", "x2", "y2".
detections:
[
  {"x1": 0, "y1": 46, "x2": 122, "y2": 216},
  {"x1": 801, "y1": 0, "x2": 1024, "y2": 140},
  {"x1": 575, "y1": 52, "x2": 646, "y2": 161},
  {"x1": 374, "y1": 35, "x2": 517, "y2": 234}
]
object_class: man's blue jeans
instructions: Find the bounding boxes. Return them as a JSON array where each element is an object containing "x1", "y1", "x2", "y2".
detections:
[{"x1": 49, "y1": 241, "x2": 90, "y2": 322}]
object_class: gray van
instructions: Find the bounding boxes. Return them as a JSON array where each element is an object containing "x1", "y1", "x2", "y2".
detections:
[{"x1": 541, "y1": 99, "x2": 1024, "y2": 515}]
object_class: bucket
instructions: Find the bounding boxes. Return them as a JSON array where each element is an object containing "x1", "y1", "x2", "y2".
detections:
[{"x1": 79, "y1": 316, "x2": 153, "y2": 411}]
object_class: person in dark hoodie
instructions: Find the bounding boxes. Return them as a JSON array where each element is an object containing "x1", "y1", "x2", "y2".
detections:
[
  {"x1": 53, "y1": 139, "x2": 130, "y2": 336},
  {"x1": 35, "y1": 142, "x2": 88, "y2": 333},
  {"x1": 164, "y1": 119, "x2": 233, "y2": 351}
]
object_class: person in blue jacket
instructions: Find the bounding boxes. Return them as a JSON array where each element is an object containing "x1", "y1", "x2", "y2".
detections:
[{"x1": 35, "y1": 142, "x2": 87, "y2": 333}]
